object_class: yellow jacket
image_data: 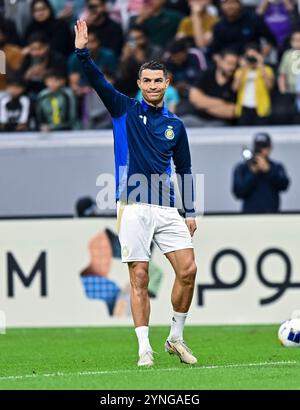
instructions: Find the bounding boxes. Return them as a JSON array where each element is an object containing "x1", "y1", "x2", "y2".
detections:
[{"x1": 235, "y1": 66, "x2": 273, "y2": 117}]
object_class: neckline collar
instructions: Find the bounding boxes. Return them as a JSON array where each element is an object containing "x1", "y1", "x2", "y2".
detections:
[{"x1": 141, "y1": 99, "x2": 168, "y2": 115}]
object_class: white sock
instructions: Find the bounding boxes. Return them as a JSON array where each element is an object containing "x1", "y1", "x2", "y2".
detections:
[
  {"x1": 135, "y1": 326, "x2": 152, "y2": 356},
  {"x1": 168, "y1": 311, "x2": 188, "y2": 342}
]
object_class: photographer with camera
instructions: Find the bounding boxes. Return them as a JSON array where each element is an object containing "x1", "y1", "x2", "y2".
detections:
[
  {"x1": 232, "y1": 132, "x2": 290, "y2": 213},
  {"x1": 233, "y1": 43, "x2": 274, "y2": 126}
]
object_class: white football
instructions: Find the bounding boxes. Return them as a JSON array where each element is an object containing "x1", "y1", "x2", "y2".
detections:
[{"x1": 278, "y1": 318, "x2": 300, "y2": 347}]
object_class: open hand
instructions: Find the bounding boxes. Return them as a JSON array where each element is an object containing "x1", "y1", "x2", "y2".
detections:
[{"x1": 74, "y1": 19, "x2": 88, "y2": 49}]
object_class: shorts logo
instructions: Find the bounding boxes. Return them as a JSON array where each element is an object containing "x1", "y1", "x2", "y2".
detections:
[
  {"x1": 165, "y1": 126, "x2": 174, "y2": 140},
  {"x1": 122, "y1": 246, "x2": 129, "y2": 257}
]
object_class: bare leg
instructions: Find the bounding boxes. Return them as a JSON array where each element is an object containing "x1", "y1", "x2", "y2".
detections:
[
  {"x1": 128, "y1": 261, "x2": 153, "y2": 360},
  {"x1": 165, "y1": 248, "x2": 197, "y2": 313},
  {"x1": 164, "y1": 248, "x2": 197, "y2": 344},
  {"x1": 128, "y1": 261, "x2": 150, "y2": 326}
]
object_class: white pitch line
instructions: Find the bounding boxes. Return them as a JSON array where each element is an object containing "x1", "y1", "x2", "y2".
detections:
[{"x1": 0, "y1": 361, "x2": 297, "y2": 382}]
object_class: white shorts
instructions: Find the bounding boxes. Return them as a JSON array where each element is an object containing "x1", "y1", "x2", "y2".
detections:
[{"x1": 117, "y1": 202, "x2": 193, "y2": 263}]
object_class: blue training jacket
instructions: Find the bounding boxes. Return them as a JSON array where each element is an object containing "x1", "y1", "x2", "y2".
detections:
[{"x1": 75, "y1": 48, "x2": 195, "y2": 216}]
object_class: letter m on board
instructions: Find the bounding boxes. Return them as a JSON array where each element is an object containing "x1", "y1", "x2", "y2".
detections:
[{"x1": 7, "y1": 252, "x2": 47, "y2": 297}]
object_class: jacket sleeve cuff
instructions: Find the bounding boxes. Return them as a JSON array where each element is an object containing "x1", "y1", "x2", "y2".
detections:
[
  {"x1": 180, "y1": 208, "x2": 196, "y2": 218},
  {"x1": 75, "y1": 48, "x2": 90, "y2": 60}
]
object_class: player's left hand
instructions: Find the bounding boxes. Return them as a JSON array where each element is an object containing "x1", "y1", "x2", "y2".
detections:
[{"x1": 185, "y1": 217, "x2": 197, "y2": 237}]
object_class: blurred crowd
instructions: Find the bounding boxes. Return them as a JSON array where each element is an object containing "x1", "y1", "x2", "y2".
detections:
[{"x1": 1, "y1": 0, "x2": 300, "y2": 131}]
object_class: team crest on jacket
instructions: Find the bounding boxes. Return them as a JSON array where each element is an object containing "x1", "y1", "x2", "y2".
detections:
[{"x1": 165, "y1": 126, "x2": 174, "y2": 140}]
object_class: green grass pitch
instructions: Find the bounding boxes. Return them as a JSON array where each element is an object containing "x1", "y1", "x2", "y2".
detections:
[{"x1": 0, "y1": 325, "x2": 299, "y2": 390}]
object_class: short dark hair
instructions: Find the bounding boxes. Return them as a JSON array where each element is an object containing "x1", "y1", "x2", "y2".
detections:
[
  {"x1": 128, "y1": 25, "x2": 147, "y2": 37},
  {"x1": 27, "y1": 32, "x2": 48, "y2": 45},
  {"x1": 243, "y1": 42, "x2": 260, "y2": 54},
  {"x1": 86, "y1": 0, "x2": 106, "y2": 4},
  {"x1": 138, "y1": 61, "x2": 167, "y2": 78},
  {"x1": 7, "y1": 75, "x2": 27, "y2": 89},
  {"x1": 168, "y1": 38, "x2": 188, "y2": 54},
  {"x1": 44, "y1": 69, "x2": 66, "y2": 81},
  {"x1": 218, "y1": 48, "x2": 238, "y2": 58}
]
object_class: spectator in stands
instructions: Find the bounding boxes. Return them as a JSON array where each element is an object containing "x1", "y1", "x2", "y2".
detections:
[
  {"x1": 23, "y1": 0, "x2": 73, "y2": 57},
  {"x1": 128, "y1": 0, "x2": 152, "y2": 21},
  {"x1": 36, "y1": 69, "x2": 76, "y2": 131},
  {"x1": 133, "y1": 0, "x2": 183, "y2": 48},
  {"x1": 68, "y1": 25, "x2": 117, "y2": 97},
  {"x1": 176, "y1": 0, "x2": 219, "y2": 49},
  {"x1": 232, "y1": 132, "x2": 290, "y2": 213},
  {"x1": 4, "y1": 0, "x2": 32, "y2": 40},
  {"x1": 85, "y1": 0, "x2": 124, "y2": 56},
  {"x1": 164, "y1": 38, "x2": 207, "y2": 97},
  {"x1": 115, "y1": 26, "x2": 162, "y2": 96},
  {"x1": 256, "y1": 0, "x2": 294, "y2": 50},
  {"x1": 165, "y1": 0, "x2": 190, "y2": 15},
  {"x1": 209, "y1": 0, "x2": 276, "y2": 57},
  {"x1": 278, "y1": 30, "x2": 300, "y2": 95},
  {"x1": 0, "y1": 76, "x2": 31, "y2": 132},
  {"x1": 184, "y1": 49, "x2": 238, "y2": 126},
  {"x1": 50, "y1": 0, "x2": 85, "y2": 23},
  {"x1": 81, "y1": 69, "x2": 114, "y2": 128},
  {"x1": 0, "y1": 16, "x2": 20, "y2": 45},
  {"x1": 126, "y1": 25, "x2": 163, "y2": 60},
  {"x1": 241, "y1": 0, "x2": 261, "y2": 14},
  {"x1": 0, "y1": 21, "x2": 24, "y2": 91},
  {"x1": 20, "y1": 33, "x2": 67, "y2": 97},
  {"x1": 233, "y1": 43, "x2": 274, "y2": 126}
]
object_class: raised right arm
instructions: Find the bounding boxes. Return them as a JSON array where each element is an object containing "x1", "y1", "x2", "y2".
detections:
[{"x1": 74, "y1": 20, "x2": 134, "y2": 118}]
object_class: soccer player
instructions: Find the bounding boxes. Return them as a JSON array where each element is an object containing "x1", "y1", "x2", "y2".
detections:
[{"x1": 74, "y1": 20, "x2": 198, "y2": 367}]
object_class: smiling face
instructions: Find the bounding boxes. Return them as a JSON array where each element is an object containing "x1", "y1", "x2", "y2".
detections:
[{"x1": 137, "y1": 69, "x2": 170, "y2": 106}]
